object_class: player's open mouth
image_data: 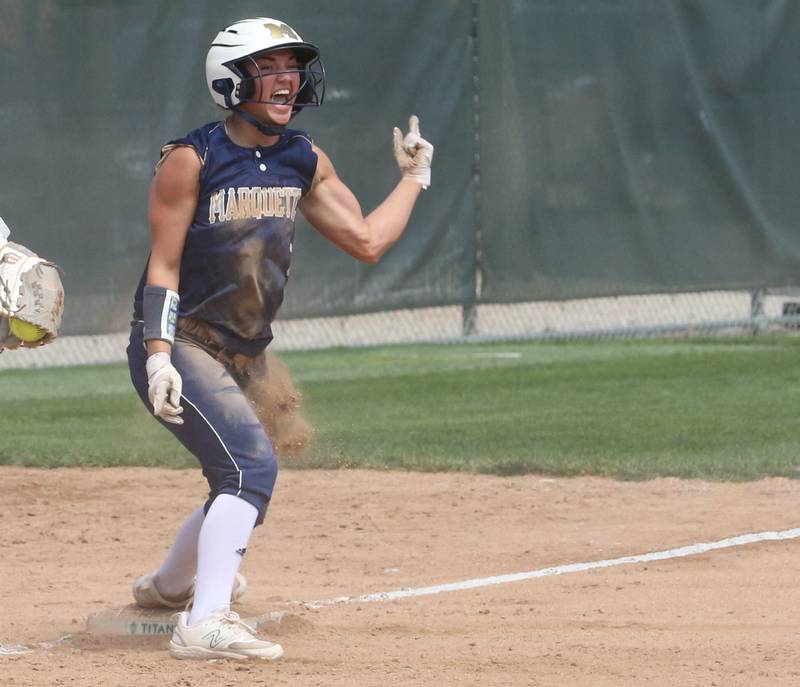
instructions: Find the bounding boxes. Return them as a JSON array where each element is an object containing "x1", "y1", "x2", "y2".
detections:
[{"x1": 272, "y1": 89, "x2": 292, "y2": 105}]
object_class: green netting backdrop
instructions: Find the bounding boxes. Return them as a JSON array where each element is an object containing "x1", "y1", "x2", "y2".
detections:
[
  {"x1": 479, "y1": 0, "x2": 800, "y2": 303},
  {"x1": 0, "y1": 0, "x2": 796, "y2": 335}
]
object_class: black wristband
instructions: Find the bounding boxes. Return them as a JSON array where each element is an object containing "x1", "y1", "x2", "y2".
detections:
[{"x1": 142, "y1": 285, "x2": 179, "y2": 344}]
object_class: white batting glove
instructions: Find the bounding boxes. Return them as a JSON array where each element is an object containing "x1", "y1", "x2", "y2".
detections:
[
  {"x1": 393, "y1": 115, "x2": 434, "y2": 189},
  {"x1": 146, "y1": 352, "x2": 184, "y2": 425}
]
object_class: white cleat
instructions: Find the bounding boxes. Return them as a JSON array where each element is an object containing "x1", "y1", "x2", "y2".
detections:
[
  {"x1": 169, "y1": 610, "x2": 284, "y2": 661},
  {"x1": 133, "y1": 571, "x2": 246, "y2": 609}
]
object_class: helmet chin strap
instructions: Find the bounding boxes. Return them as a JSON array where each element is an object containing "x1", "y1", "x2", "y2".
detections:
[
  {"x1": 232, "y1": 107, "x2": 286, "y2": 137},
  {"x1": 220, "y1": 90, "x2": 286, "y2": 137}
]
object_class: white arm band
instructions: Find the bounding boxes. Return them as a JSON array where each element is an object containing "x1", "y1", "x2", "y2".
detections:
[{"x1": 142, "y1": 285, "x2": 179, "y2": 344}]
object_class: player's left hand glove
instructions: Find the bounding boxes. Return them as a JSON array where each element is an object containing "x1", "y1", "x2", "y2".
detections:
[
  {"x1": 146, "y1": 352, "x2": 184, "y2": 425},
  {"x1": 0, "y1": 240, "x2": 65, "y2": 350},
  {"x1": 393, "y1": 115, "x2": 434, "y2": 189}
]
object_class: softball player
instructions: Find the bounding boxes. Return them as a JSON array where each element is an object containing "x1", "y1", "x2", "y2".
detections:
[{"x1": 126, "y1": 17, "x2": 433, "y2": 661}]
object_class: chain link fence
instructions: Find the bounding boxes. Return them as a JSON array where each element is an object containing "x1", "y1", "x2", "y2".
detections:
[{"x1": 3, "y1": 286, "x2": 799, "y2": 369}]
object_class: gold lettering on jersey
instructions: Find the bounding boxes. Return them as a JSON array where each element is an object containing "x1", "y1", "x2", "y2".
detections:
[
  {"x1": 224, "y1": 187, "x2": 239, "y2": 221},
  {"x1": 274, "y1": 188, "x2": 285, "y2": 218},
  {"x1": 265, "y1": 22, "x2": 299, "y2": 40},
  {"x1": 209, "y1": 187, "x2": 302, "y2": 224},
  {"x1": 209, "y1": 188, "x2": 225, "y2": 222},
  {"x1": 237, "y1": 187, "x2": 253, "y2": 218}
]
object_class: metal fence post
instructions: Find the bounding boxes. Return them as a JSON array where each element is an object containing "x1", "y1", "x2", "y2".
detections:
[
  {"x1": 463, "y1": 0, "x2": 482, "y2": 338},
  {"x1": 750, "y1": 288, "x2": 765, "y2": 335}
]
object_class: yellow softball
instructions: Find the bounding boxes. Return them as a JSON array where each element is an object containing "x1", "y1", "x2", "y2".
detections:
[{"x1": 9, "y1": 318, "x2": 46, "y2": 342}]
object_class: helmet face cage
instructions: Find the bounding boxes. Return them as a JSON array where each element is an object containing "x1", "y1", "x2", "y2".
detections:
[
  {"x1": 231, "y1": 49, "x2": 325, "y2": 115},
  {"x1": 206, "y1": 18, "x2": 326, "y2": 115}
]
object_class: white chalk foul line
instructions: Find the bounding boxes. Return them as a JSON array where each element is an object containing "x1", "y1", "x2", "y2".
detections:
[
  {"x1": 0, "y1": 634, "x2": 71, "y2": 658},
  {"x1": 0, "y1": 645, "x2": 33, "y2": 656},
  {"x1": 305, "y1": 527, "x2": 800, "y2": 609}
]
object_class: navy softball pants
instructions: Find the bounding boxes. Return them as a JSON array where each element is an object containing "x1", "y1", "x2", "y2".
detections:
[{"x1": 127, "y1": 322, "x2": 278, "y2": 525}]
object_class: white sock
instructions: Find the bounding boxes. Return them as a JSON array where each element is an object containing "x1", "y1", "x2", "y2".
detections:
[
  {"x1": 153, "y1": 505, "x2": 205, "y2": 599},
  {"x1": 188, "y1": 494, "x2": 258, "y2": 625}
]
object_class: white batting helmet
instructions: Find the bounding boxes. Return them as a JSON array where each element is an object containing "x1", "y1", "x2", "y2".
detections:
[{"x1": 206, "y1": 17, "x2": 325, "y2": 113}]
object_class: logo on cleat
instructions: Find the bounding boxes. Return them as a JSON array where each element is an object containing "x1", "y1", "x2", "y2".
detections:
[{"x1": 203, "y1": 629, "x2": 224, "y2": 649}]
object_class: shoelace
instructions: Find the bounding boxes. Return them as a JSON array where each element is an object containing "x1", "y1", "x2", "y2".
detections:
[{"x1": 220, "y1": 611, "x2": 259, "y2": 637}]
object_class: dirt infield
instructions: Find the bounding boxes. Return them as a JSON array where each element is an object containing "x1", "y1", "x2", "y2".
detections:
[{"x1": 2, "y1": 466, "x2": 800, "y2": 686}]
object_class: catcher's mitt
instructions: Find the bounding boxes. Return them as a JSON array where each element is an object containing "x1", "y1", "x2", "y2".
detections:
[{"x1": 0, "y1": 241, "x2": 65, "y2": 350}]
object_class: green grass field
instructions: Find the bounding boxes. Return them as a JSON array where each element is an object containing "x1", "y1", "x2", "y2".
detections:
[{"x1": 2, "y1": 337, "x2": 800, "y2": 479}]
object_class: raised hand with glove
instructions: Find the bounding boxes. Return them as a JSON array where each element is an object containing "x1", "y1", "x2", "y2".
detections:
[{"x1": 393, "y1": 115, "x2": 434, "y2": 189}]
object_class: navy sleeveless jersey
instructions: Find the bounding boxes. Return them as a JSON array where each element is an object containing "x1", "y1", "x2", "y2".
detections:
[{"x1": 133, "y1": 121, "x2": 318, "y2": 356}]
